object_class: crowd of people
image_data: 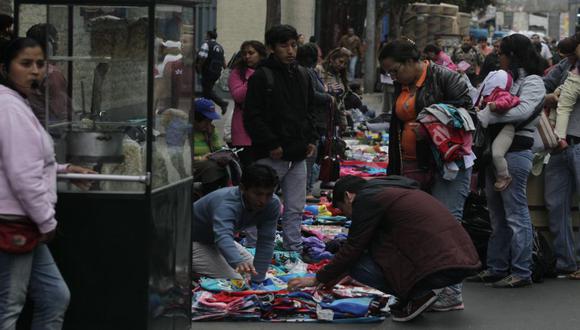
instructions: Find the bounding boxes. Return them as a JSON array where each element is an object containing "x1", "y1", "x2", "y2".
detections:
[{"x1": 1, "y1": 8, "x2": 580, "y2": 327}]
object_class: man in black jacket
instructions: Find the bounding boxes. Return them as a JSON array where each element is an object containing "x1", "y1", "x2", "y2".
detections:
[
  {"x1": 244, "y1": 24, "x2": 317, "y2": 252},
  {"x1": 196, "y1": 30, "x2": 228, "y2": 115}
]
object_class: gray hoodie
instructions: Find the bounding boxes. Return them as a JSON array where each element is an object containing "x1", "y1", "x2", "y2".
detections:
[{"x1": 485, "y1": 69, "x2": 545, "y2": 139}]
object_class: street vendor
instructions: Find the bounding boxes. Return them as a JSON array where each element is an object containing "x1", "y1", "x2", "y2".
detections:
[
  {"x1": 192, "y1": 164, "x2": 280, "y2": 283},
  {"x1": 288, "y1": 176, "x2": 481, "y2": 322}
]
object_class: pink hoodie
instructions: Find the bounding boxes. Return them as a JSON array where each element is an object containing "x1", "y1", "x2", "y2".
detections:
[
  {"x1": 435, "y1": 51, "x2": 457, "y2": 71},
  {"x1": 228, "y1": 67, "x2": 255, "y2": 147},
  {"x1": 0, "y1": 85, "x2": 67, "y2": 234}
]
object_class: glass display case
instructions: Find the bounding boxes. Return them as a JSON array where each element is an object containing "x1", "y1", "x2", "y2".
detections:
[
  {"x1": 14, "y1": 1, "x2": 205, "y2": 329},
  {"x1": 17, "y1": 2, "x2": 197, "y2": 193}
]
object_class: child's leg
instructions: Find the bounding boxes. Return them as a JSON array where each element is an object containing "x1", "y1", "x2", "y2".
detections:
[{"x1": 491, "y1": 124, "x2": 515, "y2": 178}]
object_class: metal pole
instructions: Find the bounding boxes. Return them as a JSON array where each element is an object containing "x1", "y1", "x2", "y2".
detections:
[
  {"x1": 364, "y1": 0, "x2": 376, "y2": 93},
  {"x1": 57, "y1": 173, "x2": 150, "y2": 184}
]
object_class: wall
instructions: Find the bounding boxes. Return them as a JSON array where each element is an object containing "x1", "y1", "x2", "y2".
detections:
[
  {"x1": 281, "y1": 0, "x2": 316, "y2": 39},
  {"x1": 0, "y1": 0, "x2": 12, "y2": 15},
  {"x1": 216, "y1": 0, "x2": 315, "y2": 61},
  {"x1": 216, "y1": 0, "x2": 266, "y2": 61}
]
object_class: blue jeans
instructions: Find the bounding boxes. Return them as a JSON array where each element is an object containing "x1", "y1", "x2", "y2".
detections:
[
  {"x1": 348, "y1": 56, "x2": 358, "y2": 81},
  {"x1": 485, "y1": 150, "x2": 534, "y2": 280},
  {"x1": 432, "y1": 167, "x2": 472, "y2": 220},
  {"x1": 431, "y1": 166, "x2": 472, "y2": 302},
  {"x1": 350, "y1": 254, "x2": 445, "y2": 300},
  {"x1": 0, "y1": 244, "x2": 70, "y2": 330},
  {"x1": 250, "y1": 158, "x2": 307, "y2": 251},
  {"x1": 544, "y1": 144, "x2": 580, "y2": 271}
]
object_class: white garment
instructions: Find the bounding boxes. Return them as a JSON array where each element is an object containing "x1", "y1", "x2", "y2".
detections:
[{"x1": 540, "y1": 43, "x2": 553, "y2": 61}]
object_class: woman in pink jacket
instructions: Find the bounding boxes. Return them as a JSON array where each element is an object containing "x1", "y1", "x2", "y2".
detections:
[
  {"x1": 0, "y1": 38, "x2": 92, "y2": 329},
  {"x1": 228, "y1": 40, "x2": 267, "y2": 167}
]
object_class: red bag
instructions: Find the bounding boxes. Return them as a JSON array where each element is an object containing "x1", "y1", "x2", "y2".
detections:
[{"x1": 0, "y1": 218, "x2": 41, "y2": 254}]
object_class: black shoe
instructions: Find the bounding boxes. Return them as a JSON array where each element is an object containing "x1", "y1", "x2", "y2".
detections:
[
  {"x1": 220, "y1": 102, "x2": 229, "y2": 115},
  {"x1": 466, "y1": 270, "x2": 505, "y2": 283},
  {"x1": 491, "y1": 275, "x2": 532, "y2": 288},
  {"x1": 320, "y1": 181, "x2": 335, "y2": 190},
  {"x1": 391, "y1": 290, "x2": 440, "y2": 322}
]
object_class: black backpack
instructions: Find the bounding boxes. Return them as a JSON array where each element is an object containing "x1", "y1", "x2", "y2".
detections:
[
  {"x1": 201, "y1": 40, "x2": 225, "y2": 81},
  {"x1": 531, "y1": 228, "x2": 557, "y2": 283}
]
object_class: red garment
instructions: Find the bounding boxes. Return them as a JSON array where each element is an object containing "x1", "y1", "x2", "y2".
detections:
[
  {"x1": 307, "y1": 260, "x2": 332, "y2": 273},
  {"x1": 482, "y1": 87, "x2": 521, "y2": 114},
  {"x1": 417, "y1": 114, "x2": 468, "y2": 162}
]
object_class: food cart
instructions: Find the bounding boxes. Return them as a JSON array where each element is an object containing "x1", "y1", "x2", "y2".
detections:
[{"x1": 14, "y1": 1, "x2": 204, "y2": 329}]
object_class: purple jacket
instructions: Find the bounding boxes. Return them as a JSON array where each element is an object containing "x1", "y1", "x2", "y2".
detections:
[{"x1": 0, "y1": 85, "x2": 67, "y2": 234}]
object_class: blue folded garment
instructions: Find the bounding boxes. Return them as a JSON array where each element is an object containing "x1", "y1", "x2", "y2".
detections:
[{"x1": 319, "y1": 297, "x2": 374, "y2": 317}]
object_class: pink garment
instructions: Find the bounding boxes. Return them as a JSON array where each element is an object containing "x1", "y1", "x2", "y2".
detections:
[
  {"x1": 0, "y1": 85, "x2": 68, "y2": 234},
  {"x1": 482, "y1": 88, "x2": 521, "y2": 114},
  {"x1": 435, "y1": 51, "x2": 457, "y2": 71},
  {"x1": 228, "y1": 67, "x2": 255, "y2": 146}
]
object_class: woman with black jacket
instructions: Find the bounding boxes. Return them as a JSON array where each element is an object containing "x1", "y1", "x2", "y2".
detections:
[{"x1": 380, "y1": 39, "x2": 474, "y2": 312}]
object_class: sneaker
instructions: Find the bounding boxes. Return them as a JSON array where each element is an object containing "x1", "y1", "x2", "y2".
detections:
[
  {"x1": 556, "y1": 269, "x2": 577, "y2": 279},
  {"x1": 428, "y1": 290, "x2": 465, "y2": 312},
  {"x1": 494, "y1": 175, "x2": 512, "y2": 191},
  {"x1": 429, "y1": 300, "x2": 465, "y2": 312},
  {"x1": 391, "y1": 290, "x2": 439, "y2": 322},
  {"x1": 465, "y1": 270, "x2": 505, "y2": 283},
  {"x1": 491, "y1": 275, "x2": 532, "y2": 288}
]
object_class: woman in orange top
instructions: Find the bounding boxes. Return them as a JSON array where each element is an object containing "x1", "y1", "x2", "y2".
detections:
[{"x1": 381, "y1": 39, "x2": 474, "y2": 312}]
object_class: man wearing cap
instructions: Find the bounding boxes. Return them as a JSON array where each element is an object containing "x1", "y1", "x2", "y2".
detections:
[
  {"x1": 192, "y1": 98, "x2": 228, "y2": 194},
  {"x1": 288, "y1": 176, "x2": 480, "y2": 322}
]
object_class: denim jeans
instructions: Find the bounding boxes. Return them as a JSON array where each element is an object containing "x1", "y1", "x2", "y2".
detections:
[
  {"x1": 544, "y1": 144, "x2": 580, "y2": 271},
  {"x1": 348, "y1": 56, "x2": 358, "y2": 81},
  {"x1": 431, "y1": 166, "x2": 472, "y2": 303},
  {"x1": 432, "y1": 167, "x2": 472, "y2": 220},
  {"x1": 0, "y1": 244, "x2": 70, "y2": 330},
  {"x1": 248, "y1": 158, "x2": 307, "y2": 251},
  {"x1": 350, "y1": 254, "x2": 450, "y2": 301},
  {"x1": 485, "y1": 150, "x2": 534, "y2": 280}
]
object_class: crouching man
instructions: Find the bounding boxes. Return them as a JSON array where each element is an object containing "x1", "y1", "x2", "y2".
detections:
[
  {"x1": 192, "y1": 164, "x2": 280, "y2": 283},
  {"x1": 288, "y1": 176, "x2": 481, "y2": 322}
]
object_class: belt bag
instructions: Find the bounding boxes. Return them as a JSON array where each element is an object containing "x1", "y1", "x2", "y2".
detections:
[{"x1": 0, "y1": 217, "x2": 41, "y2": 254}]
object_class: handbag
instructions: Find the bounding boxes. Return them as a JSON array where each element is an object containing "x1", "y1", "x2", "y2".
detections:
[
  {"x1": 319, "y1": 102, "x2": 341, "y2": 183},
  {"x1": 0, "y1": 217, "x2": 41, "y2": 254},
  {"x1": 536, "y1": 110, "x2": 559, "y2": 151}
]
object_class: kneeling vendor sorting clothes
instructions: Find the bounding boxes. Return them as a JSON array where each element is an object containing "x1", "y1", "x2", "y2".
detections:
[
  {"x1": 192, "y1": 164, "x2": 280, "y2": 283},
  {"x1": 288, "y1": 176, "x2": 481, "y2": 322}
]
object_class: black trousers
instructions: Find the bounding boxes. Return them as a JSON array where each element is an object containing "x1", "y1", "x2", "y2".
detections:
[{"x1": 201, "y1": 79, "x2": 227, "y2": 108}]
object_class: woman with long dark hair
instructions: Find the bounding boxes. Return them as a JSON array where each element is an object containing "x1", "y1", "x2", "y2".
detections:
[
  {"x1": 317, "y1": 47, "x2": 351, "y2": 130},
  {"x1": 0, "y1": 37, "x2": 92, "y2": 329},
  {"x1": 228, "y1": 40, "x2": 267, "y2": 167},
  {"x1": 468, "y1": 34, "x2": 546, "y2": 288}
]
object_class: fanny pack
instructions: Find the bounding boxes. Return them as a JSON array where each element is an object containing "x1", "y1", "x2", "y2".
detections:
[{"x1": 0, "y1": 216, "x2": 41, "y2": 254}]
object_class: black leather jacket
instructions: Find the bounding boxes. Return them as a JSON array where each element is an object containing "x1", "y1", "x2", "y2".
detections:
[{"x1": 387, "y1": 62, "x2": 473, "y2": 175}]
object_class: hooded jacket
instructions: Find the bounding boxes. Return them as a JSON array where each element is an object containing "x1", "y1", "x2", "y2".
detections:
[
  {"x1": 316, "y1": 179, "x2": 481, "y2": 299},
  {"x1": 244, "y1": 56, "x2": 317, "y2": 161},
  {"x1": 388, "y1": 62, "x2": 473, "y2": 175},
  {"x1": 0, "y1": 85, "x2": 68, "y2": 234}
]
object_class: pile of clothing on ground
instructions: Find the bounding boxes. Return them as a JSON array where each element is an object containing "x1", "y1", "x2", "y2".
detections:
[{"x1": 191, "y1": 198, "x2": 391, "y2": 323}]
